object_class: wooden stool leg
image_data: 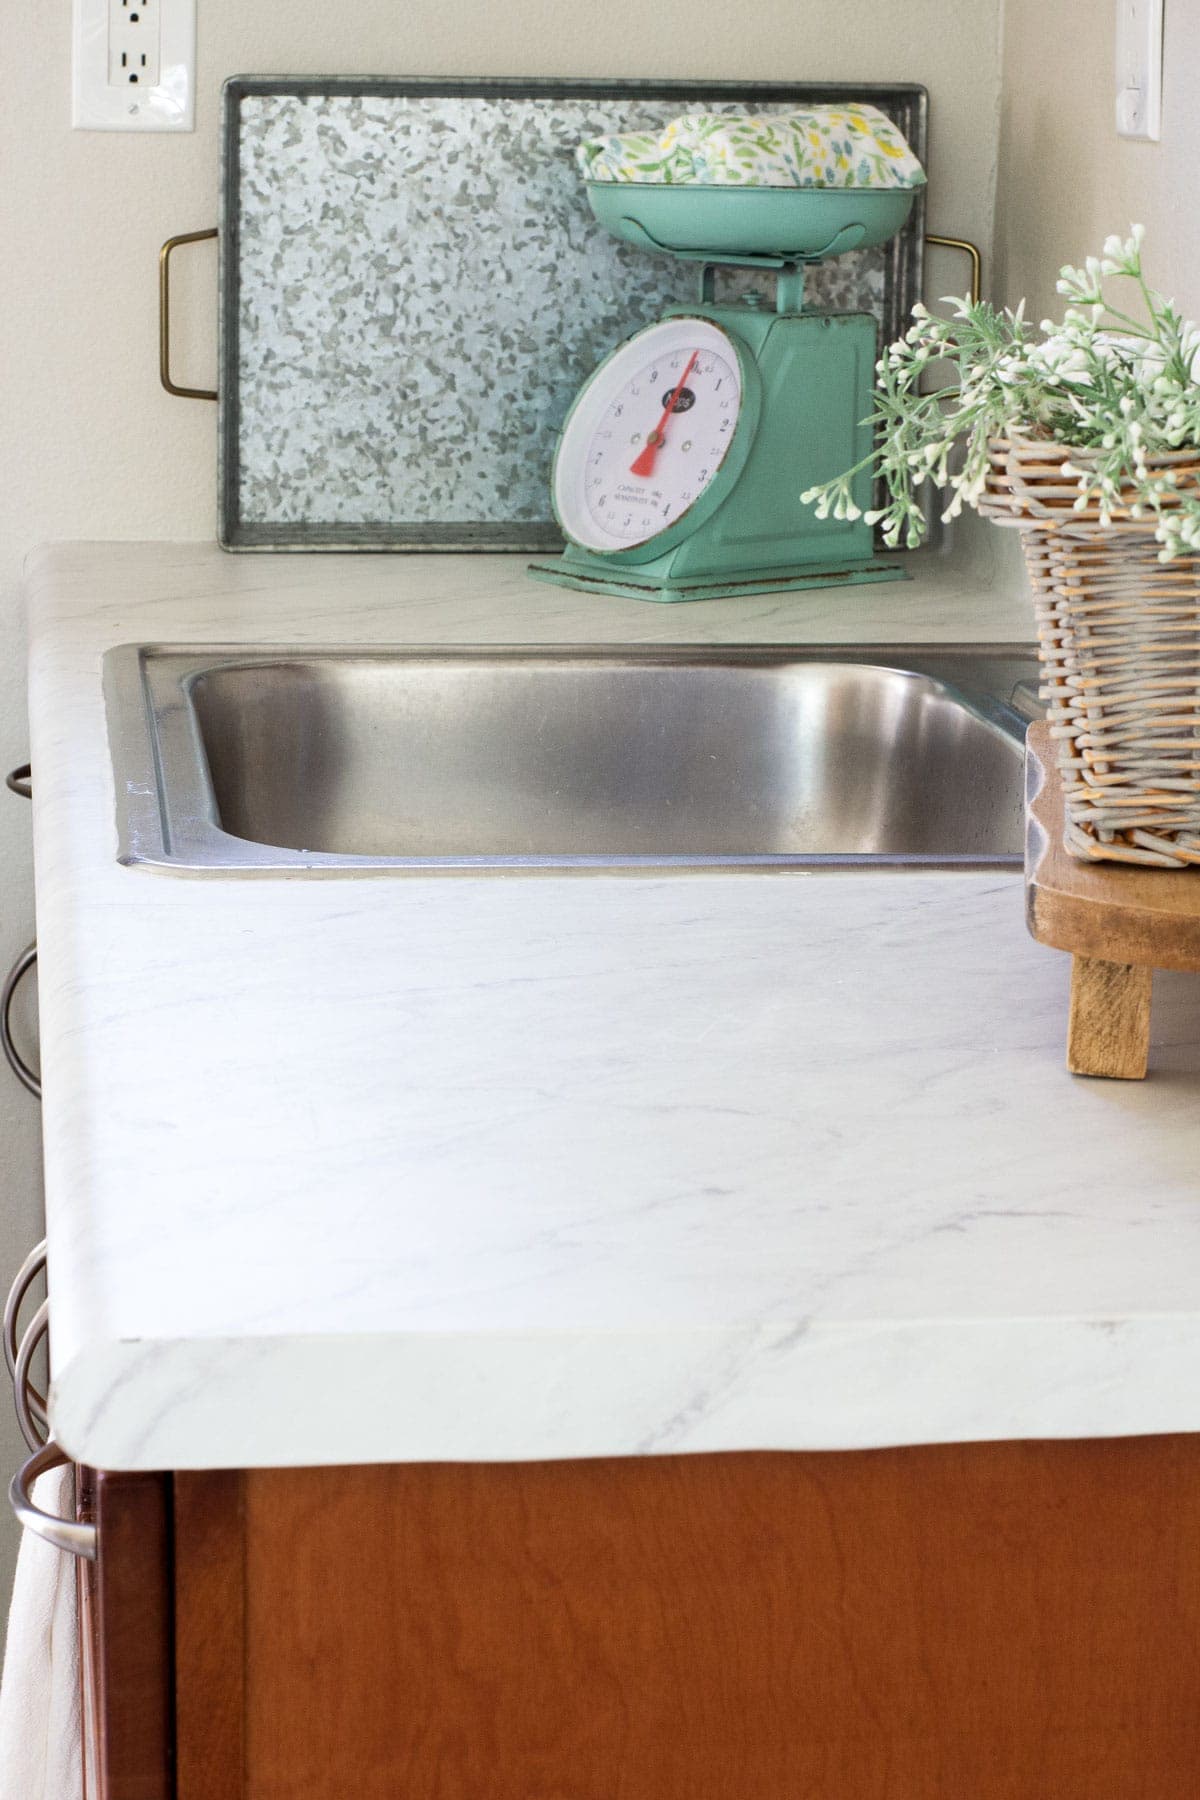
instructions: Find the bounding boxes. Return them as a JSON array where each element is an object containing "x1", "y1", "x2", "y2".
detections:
[{"x1": 1066, "y1": 956, "x2": 1153, "y2": 1079}]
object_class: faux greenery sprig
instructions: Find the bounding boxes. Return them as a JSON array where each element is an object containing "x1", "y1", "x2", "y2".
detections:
[{"x1": 801, "y1": 227, "x2": 1200, "y2": 561}]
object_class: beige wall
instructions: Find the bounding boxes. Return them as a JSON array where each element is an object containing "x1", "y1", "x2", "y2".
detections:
[
  {"x1": 0, "y1": 3, "x2": 1002, "y2": 1594},
  {"x1": 996, "y1": 0, "x2": 1200, "y2": 323}
]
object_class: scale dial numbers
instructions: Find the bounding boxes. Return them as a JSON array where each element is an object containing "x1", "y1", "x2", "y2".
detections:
[{"x1": 554, "y1": 318, "x2": 744, "y2": 555}]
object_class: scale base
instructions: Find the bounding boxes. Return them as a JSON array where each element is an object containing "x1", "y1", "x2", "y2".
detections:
[{"x1": 527, "y1": 554, "x2": 909, "y2": 605}]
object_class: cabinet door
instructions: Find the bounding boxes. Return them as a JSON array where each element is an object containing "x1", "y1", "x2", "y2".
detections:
[
  {"x1": 175, "y1": 1442, "x2": 1200, "y2": 1800},
  {"x1": 78, "y1": 1467, "x2": 173, "y2": 1800}
]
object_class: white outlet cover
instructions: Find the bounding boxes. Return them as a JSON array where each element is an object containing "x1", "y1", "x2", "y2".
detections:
[
  {"x1": 73, "y1": 0, "x2": 195, "y2": 131},
  {"x1": 1115, "y1": 0, "x2": 1163, "y2": 141}
]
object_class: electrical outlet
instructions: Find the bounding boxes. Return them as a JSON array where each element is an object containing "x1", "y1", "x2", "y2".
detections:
[
  {"x1": 72, "y1": 0, "x2": 195, "y2": 131},
  {"x1": 108, "y1": 0, "x2": 162, "y2": 90}
]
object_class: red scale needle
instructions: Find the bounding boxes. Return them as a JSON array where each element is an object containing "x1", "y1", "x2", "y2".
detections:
[{"x1": 629, "y1": 351, "x2": 699, "y2": 478}]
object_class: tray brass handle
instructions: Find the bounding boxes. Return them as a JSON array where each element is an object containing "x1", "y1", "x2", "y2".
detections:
[
  {"x1": 10, "y1": 1442, "x2": 96, "y2": 1561},
  {"x1": 5, "y1": 764, "x2": 31, "y2": 800},
  {"x1": 159, "y1": 228, "x2": 219, "y2": 401},
  {"x1": 924, "y1": 233, "x2": 982, "y2": 308}
]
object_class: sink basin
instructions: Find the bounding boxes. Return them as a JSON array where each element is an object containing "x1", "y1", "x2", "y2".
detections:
[{"x1": 103, "y1": 645, "x2": 1039, "y2": 873}]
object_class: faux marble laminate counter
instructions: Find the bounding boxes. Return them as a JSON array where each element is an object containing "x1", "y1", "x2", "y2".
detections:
[{"x1": 24, "y1": 536, "x2": 1200, "y2": 1471}]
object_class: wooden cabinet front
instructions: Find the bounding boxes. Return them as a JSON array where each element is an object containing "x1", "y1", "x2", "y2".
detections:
[
  {"x1": 78, "y1": 1466, "x2": 173, "y2": 1800},
  {"x1": 160, "y1": 1439, "x2": 1200, "y2": 1800}
]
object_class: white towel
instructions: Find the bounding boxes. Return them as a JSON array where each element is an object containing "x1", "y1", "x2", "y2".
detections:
[{"x1": 0, "y1": 1462, "x2": 82, "y2": 1800}]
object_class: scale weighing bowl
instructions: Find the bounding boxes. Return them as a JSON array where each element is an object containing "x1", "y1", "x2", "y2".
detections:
[{"x1": 585, "y1": 182, "x2": 915, "y2": 262}]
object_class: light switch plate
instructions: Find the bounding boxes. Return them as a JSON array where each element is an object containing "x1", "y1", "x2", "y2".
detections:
[
  {"x1": 1115, "y1": 0, "x2": 1163, "y2": 141},
  {"x1": 72, "y1": 0, "x2": 195, "y2": 131}
]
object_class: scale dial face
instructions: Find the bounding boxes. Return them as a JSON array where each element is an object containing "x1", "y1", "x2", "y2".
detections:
[{"x1": 554, "y1": 317, "x2": 744, "y2": 555}]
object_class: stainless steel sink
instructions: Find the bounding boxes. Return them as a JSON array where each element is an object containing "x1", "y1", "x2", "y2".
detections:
[{"x1": 104, "y1": 645, "x2": 1039, "y2": 873}]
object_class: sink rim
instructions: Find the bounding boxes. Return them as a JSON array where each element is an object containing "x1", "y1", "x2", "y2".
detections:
[{"x1": 103, "y1": 641, "x2": 1040, "y2": 878}]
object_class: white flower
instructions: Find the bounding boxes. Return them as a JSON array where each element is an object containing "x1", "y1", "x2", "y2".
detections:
[{"x1": 800, "y1": 226, "x2": 1200, "y2": 560}]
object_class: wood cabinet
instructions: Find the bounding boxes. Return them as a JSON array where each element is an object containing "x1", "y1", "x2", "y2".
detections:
[
  {"x1": 77, "y1": 1467, "x2": 173, "y2": 1800},
  {"x1": 81, "y1": 1438, "x2": 1200, "y2": 1799}
]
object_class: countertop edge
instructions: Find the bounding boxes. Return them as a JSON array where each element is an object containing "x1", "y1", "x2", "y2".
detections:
[{"x1": 50, "y1": 1314, "x2": 1200, "y2": 1470}]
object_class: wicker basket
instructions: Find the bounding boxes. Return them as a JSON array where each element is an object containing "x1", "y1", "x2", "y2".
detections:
[{"x1": 978, "y1": 433, "x2": 1200, "y2": 867}]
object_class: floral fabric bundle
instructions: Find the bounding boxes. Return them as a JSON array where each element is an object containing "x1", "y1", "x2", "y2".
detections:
[{"x1": 576, "y1": 105, "x2": 926, "y2": 190}]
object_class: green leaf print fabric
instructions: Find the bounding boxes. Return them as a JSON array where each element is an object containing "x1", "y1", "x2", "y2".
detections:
[{"x1": 577, "y1": 104, "x2": 926, "y2": 190}]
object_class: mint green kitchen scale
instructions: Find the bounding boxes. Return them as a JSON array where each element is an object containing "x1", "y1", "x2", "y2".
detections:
[{"x1": 528, "y1": 182, "x2": 916, "y2": 603}]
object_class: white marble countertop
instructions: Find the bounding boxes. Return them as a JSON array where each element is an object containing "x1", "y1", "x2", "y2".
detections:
[{"x1": 24, "y1": 532, "x2": 1200, "y2": 1471}]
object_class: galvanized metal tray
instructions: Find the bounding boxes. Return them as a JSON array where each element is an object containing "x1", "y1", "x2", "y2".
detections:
[{"x1": 217, "y1": 76, "x2": 927, "y2": 553}]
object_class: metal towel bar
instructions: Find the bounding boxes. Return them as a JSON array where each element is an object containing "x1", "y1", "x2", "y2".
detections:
[
  {"x1": 10, "y1": 1441, "x2": 96, "y2": 1561},
  {"x1": 1, "y1": 943, "x2": 40, "y2": 1099}
]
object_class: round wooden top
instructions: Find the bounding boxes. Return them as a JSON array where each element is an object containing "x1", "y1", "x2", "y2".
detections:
[{"x1": 1026, "y1": 721, "x2": 1200, "y2": 972}]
